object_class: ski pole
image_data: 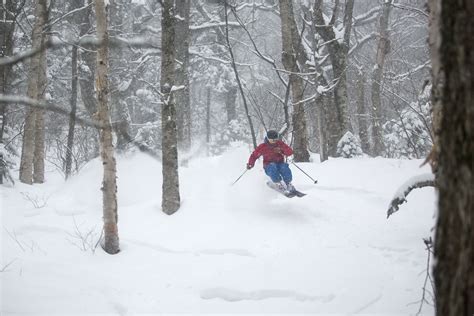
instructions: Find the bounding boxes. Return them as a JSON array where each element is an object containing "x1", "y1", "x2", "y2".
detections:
[
  {"x1": 231, "y1": 168, "x2": 249, "y2": 186},
  {"x1": 291, "y1": 161, "x2": 318, "y2": 184}
]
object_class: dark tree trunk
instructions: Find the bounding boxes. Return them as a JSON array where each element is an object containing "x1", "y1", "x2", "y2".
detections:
[
  {"x1": 371, "y1": 0, "x2": 392, "y2": 156},
  {"x1": 206, "y1": 86, "x2": 211, "y2": 150},
  {"x1": 312, "y1": 0, "x2": 354, "y2": 157},
  {"x1": 0, "y1": 0, "x2": 16, "y2": 143},
  {"x1": 161, "y1": 0, "x2": 181, "y2": 215},
  {"x1": 356, "y1": 70, "x2": 370, "y2": 154},
  {"x1": 279, "y1": 0, "x2": 310, "y2": 161},
  {"x1": 65, "y1": 46, "x2": 78, "y2": 179},
  {"x1": 431, "y1": 0, "x2": 474, "y2": 315},
  {"x1": 225, "y1": 86, "x2": 237, "y2": 123}
]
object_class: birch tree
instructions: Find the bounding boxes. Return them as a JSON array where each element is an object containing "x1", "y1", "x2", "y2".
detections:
[
  {"x1": 19, "y1": 0, "x2": 48, "y2": 184},
  {"x1": 161, "y1": 0, "x2": 180, "y2": 215},
  {"x1": 95, "y1": 0, "x2": 120, "y2": 254}
]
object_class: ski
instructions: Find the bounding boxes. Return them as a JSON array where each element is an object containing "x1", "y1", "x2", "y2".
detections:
[
  {"x1": 292, "y1": 190, "x2": 306, "y2": 198},
  {"x1": 266, "y1": 181, "x2": 306, "y2": 198}
]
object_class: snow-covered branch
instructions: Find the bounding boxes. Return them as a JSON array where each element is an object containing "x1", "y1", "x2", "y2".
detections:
[
  {"x1": 390, "y1": 3, "x2": 429, "y2": 18},
  {"x1": 189, "y1": 49, "x2": 252, "y2": 67},
  {"x1": 190, "y1": 21, "x2": 240, "y2": 31},
  {"x1": 353, "y1": 6, "x2": 381, "y2": 27},
  {"x1": 0, "y1": 36, "x2": 160, "y2": 66},
  {"x1": 387, "y1": 173, "x2": 436, "y2": 218},
  {"x1": 44, "y1": 3, "x2": 93, "y2": 30},
  {"x1": 0, "y1": 94, "x2": 102, "y2": 129}
]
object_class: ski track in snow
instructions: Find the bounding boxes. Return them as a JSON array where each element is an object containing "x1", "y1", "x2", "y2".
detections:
[{"x1": 200, "y1": 287, "x2": 335, "y2": 303}]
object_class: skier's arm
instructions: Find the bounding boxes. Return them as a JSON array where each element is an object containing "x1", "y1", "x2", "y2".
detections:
[
  {"x1": 247, "y1": 145, "x2": 263, "y2": 168},
  {"x1": 277, "y1": 141, "x2": 293, "y2": 156}
]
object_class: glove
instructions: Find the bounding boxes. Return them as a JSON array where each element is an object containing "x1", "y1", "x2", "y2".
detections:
[
  {"x1": 273, "y1": 147, "x2": 283, "y2": 154},
  {"x1": 246, "y1": 163, "x2": 253, "y2": 170}
]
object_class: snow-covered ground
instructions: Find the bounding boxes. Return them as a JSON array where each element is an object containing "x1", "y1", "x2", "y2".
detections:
[{"x1": 1, "y1": 144, "x2": 436, "y2": 315}]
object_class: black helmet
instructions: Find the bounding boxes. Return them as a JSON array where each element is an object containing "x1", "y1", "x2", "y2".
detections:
[{"x1": 266, "y1": 130, "x2": 279, "y2": 140}]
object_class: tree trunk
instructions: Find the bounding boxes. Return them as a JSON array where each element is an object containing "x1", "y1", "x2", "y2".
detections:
[
  {"x1": 206, "y1": 86, "x2": 211, "y2": 153},
  {"x1": 225, "y1": 86, "x2": 237, "y2": 123},
  {"x1": 0, "y1": 0, "x2": 16, "y2": 144},
  {"x1": 161, "y1": 0, "x2": 180, "y2": 215},
  {"x1": 19, "y1": 0, "x2": 48, "y2": 185},
  {"x1": 279, "y1": 0, "x2": 309, "y2": 162},
  {"x1": 33, "y1": 42, "x2": 47, "y2": 184},
  {"x1": 371, "y1": 0, "x2": 392, "y2": 156},
  {"x1": 307, "y1": 7, "x2": 329, "y2": 162},
  {"x1": 95, "y1": 0, "x2": 120, "y2": 254},
  {"x1": 432, "y1": 0, "x2": 474, "y2": 315},
  {"x1": 65, "y1": 46, "x2": 78, "y2": 179},
  {"x1": 64, "y1": 0, "x2": 88, "y2": 179},
  {"x1": 312, "y1": 0, "x2": 354, "y2": 157},
  {"x1": 356, "y1": 70, "x2": 370, "y2": 154},
  {"x1": 175, "y1": 0, "x2": 191, "y2": 150}
]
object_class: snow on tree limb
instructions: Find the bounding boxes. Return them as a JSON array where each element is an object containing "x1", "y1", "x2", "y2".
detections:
[
  {"x1": 0, "y1": 94, "x2": 161, "y2": 160},
  {"x1": 0, "y1": 94, "x2": 103, "y2": 129},
  {"x1": 0, "y1": 36, "x2": 159, "y2": 67},
  {"x1": 387, "y1": 173, "x2": 435, "y2": 218}
]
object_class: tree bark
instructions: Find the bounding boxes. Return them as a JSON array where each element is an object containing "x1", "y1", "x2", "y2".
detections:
[
  {"x1": 312, "y1": 0, "x2": 354, "y2": 157},
  {"x1": 33, "y1": 42, "x2": 47, "y2": 184},
  {"x1": 161, "y1": 0, "x2": 180, "y2": 215},
  {"x1": 225, "y1": 86, "x2": 237, "y2": 123},
  {"x1": 19, "y1": 0, "x2": 48, "y2": 185},
  {"x1": 65, "y1": 45, "x2": 78, "y2": 179},
  {"x1": 206, "y1": 86, "x2": 211, "y2": 154},
  {"x1": 0, "y1": 0, "x2": 16, "y2": 145},
  {"x1": 95, "y1": 0, "x2": 120, "y2": 254},
  {"x1": 432, "y1": 0, "x2": 474, "y2": 315},
  {"x1": 371, "y1": 0, "x2": 392, "y2": 156},
  {"x1": 175, "y1": 0, "x2": 191, "y2": 150},
  {"x1": 279, "y1": 0, "x2": 309, "y2": 162},
  {"x1": 356, "y1": 70, "x2": 370, "y2": 154}
]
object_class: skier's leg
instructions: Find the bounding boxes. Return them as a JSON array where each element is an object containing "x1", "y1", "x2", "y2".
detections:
[
  {"x1": 278, "y1": 163, "x2": 293, "y2": 184},
  {"x1": 264, "y1": 163, "x2": 282, "y2": 183}
]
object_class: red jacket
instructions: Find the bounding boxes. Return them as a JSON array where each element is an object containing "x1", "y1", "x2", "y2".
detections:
[{"x1": 248, "y1": 140, "x2": 293, "y2": 168}]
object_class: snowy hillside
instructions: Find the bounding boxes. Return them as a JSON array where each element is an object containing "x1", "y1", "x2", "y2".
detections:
[{"x1": 1, "y1": 145, "x2": 436, "y2": 315}]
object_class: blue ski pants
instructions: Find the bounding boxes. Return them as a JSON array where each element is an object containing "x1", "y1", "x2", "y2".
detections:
[{"x1": 264, "y1": 162, "x2": 292, "y2": 184}]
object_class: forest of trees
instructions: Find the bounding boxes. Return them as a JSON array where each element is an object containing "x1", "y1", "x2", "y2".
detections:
[{"x1": 0, "y1": 0, "x2": 472, "y2": 314}]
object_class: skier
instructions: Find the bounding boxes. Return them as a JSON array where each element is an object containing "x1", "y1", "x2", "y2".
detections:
[{"x1": 246, "y1": 130, "x2": 296, "y2": 194}]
